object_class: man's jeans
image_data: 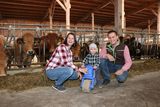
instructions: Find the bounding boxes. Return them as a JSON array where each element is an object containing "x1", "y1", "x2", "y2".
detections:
[
  {"x1": 99, "y1": 58, "x2": 128, "y2": 83},
  {"x1": 46, "y1": 67, "x2": 78, "y2": 86}
]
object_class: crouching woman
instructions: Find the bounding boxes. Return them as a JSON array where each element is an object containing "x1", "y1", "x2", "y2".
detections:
[{"x1": 45, "y1": 33, "x2": 81, "y2": 92}]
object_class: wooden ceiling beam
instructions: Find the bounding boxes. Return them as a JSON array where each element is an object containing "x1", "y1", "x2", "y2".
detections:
[
  {"x1": 3, "y1": 12, "x2": 43, "y2": 17},
  {"x1": 95, "y1": 11, "x2": 114, "y2": 15},
  {"x1": 43, "y1": 0, "x2": 56, "y2": 20},
  {"x1": 71, "y1": 0, "x2": 101, "y2": 6},
  {"x1": 75, "y1": 0, "x2": 112, "y2": 24},
  {"x1": 0, "y1": 9, "x2": 44, "y2": 15},
  {"x1": 0, "y1": 0, "x2": 49, "y2": 4},
  {"x1": 3, "y1": 16, "x2": 43, "y2": 20},
  {"x1": 0, "y1": 5, "x2": 47, "y2": 10},
  {"x1": 3, "y1": 15, "x2": 42, "y2": 19},
  {"x1": 0, "y1": 9, "x2": 45, "y2": 13},
  {"x1": 125, "y1": 0, "x2": 158, "y2": 17},
  {"x1": 102, "y1": 0, "x2": 158, "y2": 27},
  {"x1": 0, "y1": 1, "x2": 48, "y2": 8}
]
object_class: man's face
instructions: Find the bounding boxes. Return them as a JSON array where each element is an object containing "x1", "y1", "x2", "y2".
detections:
[{"x1": 108, "y1": 32, "x2": 119, "y2": 45}]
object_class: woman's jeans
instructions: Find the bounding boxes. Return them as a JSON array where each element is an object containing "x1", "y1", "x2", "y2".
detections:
[
  {"x1": 99, "y1": 58, "x2": 128, "y2": 83},
  {"x1": 45, "y1": 67, "x2": 78, "y2": 86}
]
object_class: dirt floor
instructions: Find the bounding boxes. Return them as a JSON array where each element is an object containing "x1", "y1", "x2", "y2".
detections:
[{"x1": 0, "y1": 71, "x2": 160, "y2": 107}]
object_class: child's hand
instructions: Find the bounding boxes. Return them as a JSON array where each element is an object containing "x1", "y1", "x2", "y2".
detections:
[
  {"x1": 93, "y1": 66, "x2": 97, "y2": 70},
  {"x1": 79, "y1": 67, "x2": 87, "y2": 74},
  {"x1": 81, "y1": 64, "x2": 85, "y2": 68}
]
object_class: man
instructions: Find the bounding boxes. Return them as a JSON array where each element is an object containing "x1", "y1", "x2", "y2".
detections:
[{"x1": 99, "y1": 30, "x2": 132, "y2": 86}]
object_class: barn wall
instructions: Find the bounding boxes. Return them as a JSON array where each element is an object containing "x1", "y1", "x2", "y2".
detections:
[{"x1": 0, "y1": 19, "x2": 157, "y2": 38}]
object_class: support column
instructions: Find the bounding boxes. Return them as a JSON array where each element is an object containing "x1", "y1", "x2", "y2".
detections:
[
  {"x1": 157, "y1": 1, "x2": 160, "y2": 34},
  {"x1": 114, "y1": 0, "x2": 125, "y2": 36},
  {"x1": 148, "y1": 20, "x2": 151, "y2": 34},
  {"x1": 66, "y1": 0, "x2": 71, "y2": 30},
  {"x1": 56, "y1": 0, "x2": 71, "y2": 30},
  {"x1": 91, "y1": 13, "x2": 95, "y2": 31},
  {"x1": 123, "y1": 16, "x2": 126, "y2": 36},
  {"x1": 49, "y1": 8, "x2": 53, "y2": 31}
]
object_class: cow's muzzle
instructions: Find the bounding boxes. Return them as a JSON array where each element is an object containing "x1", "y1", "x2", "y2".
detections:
[{"x1": 27, "y1": 50, "x2": 35, "y2": 56}]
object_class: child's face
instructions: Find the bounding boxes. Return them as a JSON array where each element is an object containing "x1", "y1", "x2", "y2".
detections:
[{"x1": 90, "y1": 48, "x2": 97, "y2": 54}]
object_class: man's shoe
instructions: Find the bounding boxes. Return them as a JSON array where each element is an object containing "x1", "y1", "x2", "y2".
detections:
[
  {"x1": 102, "y1": 80, "x2": 110, "y2": 85},
  {"x1": 52, "y1": 85, "x2": 66, "y2": 92},
  {"x1": 117, "y1": 81, "x2": 125, "y2": 87},
  {"x1": 97, "y1": 84, "x2": 103, "y2": 88}
]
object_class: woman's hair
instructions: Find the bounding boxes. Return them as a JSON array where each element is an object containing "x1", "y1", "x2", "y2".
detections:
[{"x1": 63, "y1": 32, "x2": 77, "y2": 48}]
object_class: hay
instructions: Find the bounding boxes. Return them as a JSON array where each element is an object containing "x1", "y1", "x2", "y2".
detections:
[
  {"x1": 129, "y1": 59, "x2": 160, "y2": 77},
  {"x1": 0, "y1": 59, "x2": 160, "y2": 91}
]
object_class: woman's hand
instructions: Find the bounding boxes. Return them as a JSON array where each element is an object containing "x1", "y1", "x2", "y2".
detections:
[
  {"x1": 78, "y1": 72, "x2": 82, "y2": 80},
  {"x1": 79, "y1": 67, "x2": 87, "y2": 74},
  {"x1": 106, "y1": 54, "x2": 115, "y2": 61},
  {"x1": 75, "y1": 66, "x2": 79, "y2": 72}
]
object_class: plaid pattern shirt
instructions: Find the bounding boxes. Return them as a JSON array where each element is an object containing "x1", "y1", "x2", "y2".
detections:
[
  {"x1": 83, "y1": 53, "x2": 100, "y2": 67},
  {"x1": 46, "y1": 44, "x2": 76, "y2": 70}
]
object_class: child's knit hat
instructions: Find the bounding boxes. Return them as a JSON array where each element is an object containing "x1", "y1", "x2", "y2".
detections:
[{"x1": 89, "y1": 43, "x2": 98, "y2": 50}]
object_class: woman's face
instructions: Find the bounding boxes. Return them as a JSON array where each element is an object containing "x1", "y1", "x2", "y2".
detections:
[
  {"x1": 108, "y1": 32, "x2": 119, "y2": 45},
  {"x1": 67, "y1": 34, "x2": 75, "y2": 46}
]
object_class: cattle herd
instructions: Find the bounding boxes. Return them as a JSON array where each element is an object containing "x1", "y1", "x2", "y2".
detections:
[
  {"x1": 0, "y1": 32, "x2": 160, "y2": 76},
  {"x1": 122, "y1": 36, "x2": 160, "y2": 60}
]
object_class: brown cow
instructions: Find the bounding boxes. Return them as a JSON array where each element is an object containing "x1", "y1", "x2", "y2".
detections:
[
  {"x1": 71, "y1": 43, "x2": 81, "y2": 61},
  {"x1": 38, "y1": 33, "x2": 64, "y2": 63},
  {"x1": 80, "y1": 43, "x2": 89, "y2": 60},
  {"x1": 15, "y1": 33, "x2": 35, "y2": 67},
  {"x1": 0, "y1": 35, "x2": 8, "y2": 76}
]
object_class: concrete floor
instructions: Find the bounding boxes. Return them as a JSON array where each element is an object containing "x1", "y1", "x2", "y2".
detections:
[{"x1": 0, "y1": 71, "x2": 160, "y2": 107}]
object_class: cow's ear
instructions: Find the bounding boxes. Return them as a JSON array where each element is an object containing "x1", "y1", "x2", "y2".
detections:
[{"x1": 17, "y1": 38, "x2": 24, "y2": 44}]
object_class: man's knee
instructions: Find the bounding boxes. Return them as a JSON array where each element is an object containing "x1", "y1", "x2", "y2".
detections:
[
  {"x1": 100, "y1": 58, "x2": 109, "y2": 66},
  {"x1": 116, "y1": 75, "x2": 127, "y2": 83}
]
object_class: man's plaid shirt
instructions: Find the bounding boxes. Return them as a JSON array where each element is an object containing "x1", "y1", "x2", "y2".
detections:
[
  {"x1": 83, "y1": 53, "x2": 100, "y2": 67},
  {"x1": 46, "y1": 44, "x2": 76, "y2": 70}
]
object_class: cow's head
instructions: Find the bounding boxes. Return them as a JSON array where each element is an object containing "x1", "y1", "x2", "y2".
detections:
[
  {"x1": 34, "y1": 37, "x2": 41, "y2": 47},
  {"x1": 71, "y1": 43, "x2": 81, "y2": 60},
  {"x1": 0, "y1": 35, "x2": 5, "y2": 48},
  {"x1": 23, "y1": 33, "x2": 35, "y2": 55},
  {"x1": 41, "y1": 33, "x2": 63, "y2": 53},
  {"x1": 20, "y1": 33, "x2": 35, "y2": 56},
  {"x1": 57, "y1": 34, "x2": 64, "y2": 46}
]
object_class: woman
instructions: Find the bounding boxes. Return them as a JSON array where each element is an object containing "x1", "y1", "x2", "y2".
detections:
[{"x1": 45, "y1": 33, "x2": 82, "y2": 92}]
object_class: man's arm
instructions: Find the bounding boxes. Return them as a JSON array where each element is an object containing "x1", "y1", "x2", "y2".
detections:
[
  {"x1": 115, "y1": 45, "x2": 132, "y2": 75},
  {"x1": 121, "y1": 45, "x2": 132, "y2": 71}
]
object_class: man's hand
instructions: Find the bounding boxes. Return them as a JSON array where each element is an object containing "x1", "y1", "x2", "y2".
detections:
[
  {"x1": 106, "y1": 54, "x2": 115, "y2": 61},
  {"x1": 115, "y1": 69, "x2": 123, "y2": 75}
]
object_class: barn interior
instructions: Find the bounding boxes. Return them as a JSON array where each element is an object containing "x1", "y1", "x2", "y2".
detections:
[
  {"x1": 0, "y1": 0, "x2": 159, "y2": 29},
  {"x1": 0, "y1": 0, "x2": 160, "y2": 69},
  {"x1": 0, "y1": 1, "x2": 160, "y2": 106}
]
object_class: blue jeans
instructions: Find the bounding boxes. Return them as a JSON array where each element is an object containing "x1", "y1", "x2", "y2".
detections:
[
  {"x1": 45, "y1": 67, "x2": 78, "y2": 86},
  {"x1": 99, "y1": 58, "x2": 128, "y2": 83}
]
